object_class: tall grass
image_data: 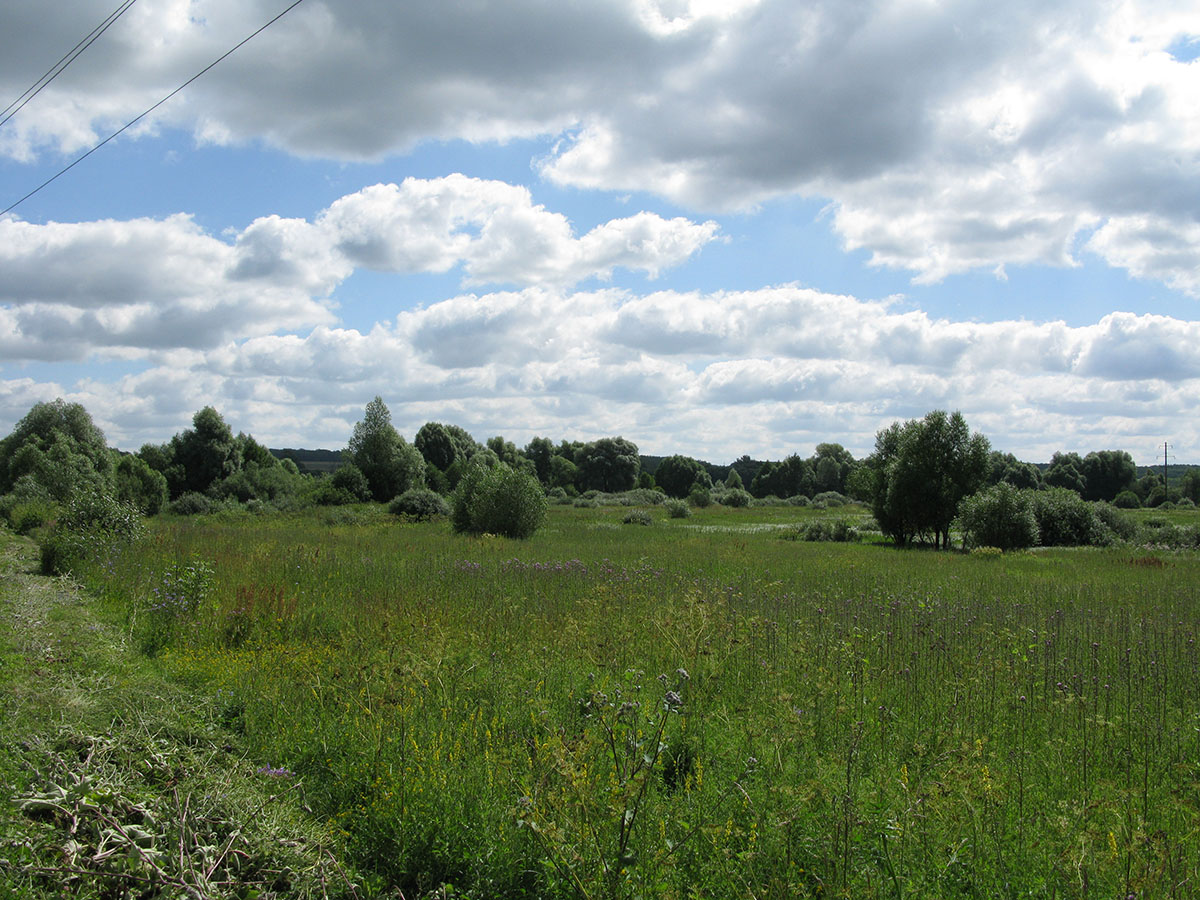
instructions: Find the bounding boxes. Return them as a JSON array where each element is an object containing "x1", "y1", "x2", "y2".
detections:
[{"x1": 69, "y1": 504, "x2": 1200, "y2": 898}]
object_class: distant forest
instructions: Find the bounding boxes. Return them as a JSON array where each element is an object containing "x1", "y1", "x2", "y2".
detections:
[{"x1": 2, "y1": 397, "x2": 1198, "y2": 527}]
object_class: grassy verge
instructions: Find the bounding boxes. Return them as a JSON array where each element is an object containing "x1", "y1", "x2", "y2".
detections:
[{"x1": 0, "y1": 529, "x2": 361, "y2": 899}]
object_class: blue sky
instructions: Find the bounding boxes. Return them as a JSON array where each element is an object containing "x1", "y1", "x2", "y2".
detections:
[{"x1": 1, "y1": 0, "x2": 1198, "y2": 465}]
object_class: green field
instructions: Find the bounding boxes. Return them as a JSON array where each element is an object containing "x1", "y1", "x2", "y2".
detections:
[{"x1": 6, "y1": 503, "x2": 1200, "y2": 898}]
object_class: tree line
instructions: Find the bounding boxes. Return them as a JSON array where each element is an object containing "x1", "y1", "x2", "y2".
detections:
[{"x1": 1, "y1": 396, "x2": 1197, "y2": 539}]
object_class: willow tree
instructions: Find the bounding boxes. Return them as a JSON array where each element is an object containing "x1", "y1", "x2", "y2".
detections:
[{"x1": 871, "y1": 410, "x2": 990, "y2": 549}]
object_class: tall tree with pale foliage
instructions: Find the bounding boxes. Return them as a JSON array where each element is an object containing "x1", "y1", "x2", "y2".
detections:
[{"x1": 346, "y1": 397, "x2": 425, "y2": 502}]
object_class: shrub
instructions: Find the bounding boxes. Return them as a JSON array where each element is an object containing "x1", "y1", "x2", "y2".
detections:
[
  {"x1": 956, "y1": 482, "x2": 1039, "y2": 551},
  {"x1": 169, "y1": 491, "x2": 214, "y2": 515},
  {"x1": 40, "y1": 488, "x2": 144, "y2": 575},
  {"x1": 389, "y1": 488, "x2": 450, "y2": 521},
  {"x1": 0, "y1": 484, "x2": 58, "y2": 534},
  {"x1": 719, "y1": 489, "x2": 752, "y2": 508},
  {"x1": 785, "y1": 520, "x2": 860, "y2": 542},
  {"x1": 8, "y1": 499, "x2": 55, "y2": 535},
  {"x1": 573, "y1": 498, "x2": 599, "y2": 508},
  {"x1": 452, "y1": 462, "x2": 547, "y2": 539},
  {"x1": 751, "y1": 495, "x2": 788, "y2": 507},
  {"x1": 1112, "y1": 490, "x2": 1141, "y2": 509},
  {"x1": 665, "y1": 499, "x2": 691, "y2": 518},
  {"x1": 622, "y1": 509, "x2": 653, "y2": 526},
  {"x1": 1092, "y1": 502, "x2": 1137, "y2": 542},
  {"x1": 618, "y1": 488, "x2": 667, "y2": 506},
  {"x1": 812, "y1": 491, "x2": 848, "y2": 508},
  {"x1": 787, "y1": 494, "x2": 811, "y2": 507},
  {"x1": 331, "y1": 463, "x2": 372, "y2": 502},
  {"x1": 688, "y1": 486, "x2": 712, "y2": 508},
  {"x1": 1032, "y1": 488, "x2": 1108, "y2": 547}
]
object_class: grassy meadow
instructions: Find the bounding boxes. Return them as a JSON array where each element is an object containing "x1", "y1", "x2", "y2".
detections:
[{"x1": 37, "y1": 502, "x2": 1200, "y2": 898}]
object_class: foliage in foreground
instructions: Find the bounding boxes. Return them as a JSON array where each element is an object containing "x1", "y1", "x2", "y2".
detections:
[{"x1": 0, "y1": 531, "x2": 358, "y2": 900}]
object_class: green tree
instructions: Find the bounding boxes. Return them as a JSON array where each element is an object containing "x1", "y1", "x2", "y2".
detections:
[
  {"x1": 487, "y1": 435, "x2": 534, "y2": 475},
  {"x1": 986, "y1": 451, "x2": 1042, "y2": 490},
  {"x1": 548, "y1": 455, "x2": 579, "y2": 491},
  {"x1": 724, "y1": 467, "x2": 744, "y2": 490},
  {"x1": 346, "y1": 397, "x2": 425, "y2": 502},
  {"x1": 169, "y1": 407, "x2": 239, "y2": 498},
  {"x1": 415, "y1": 422, "x2": 459, "y2": 471},
  {"x1": 810, "y1": 443, "x2": 855, "y2": 494},
  {"x1": 655, "y1": 455, "x2": 711, "y2": 499},
  {"x1": 1180, "y1": 468, "x2": 1200, "y2": 505},
  {"x1": 524, "y1": 436, "x2": 556, "y2": 485},
  {"x1": 576, "y1": 437, "x2": 640, "y2": 493},
  {"x1": 750, "y1": 454, "x2": 812, "y2": 499},
  {"x1": 113, "y1": 453, "x2": 168, "y2": 514},
  {"x1": 1044, "y1": 451, "x2": 1086, "y2": 495},
  {"x1": 871, "y1": 410, "x2": 990, "y2": 549},
  {"x1": 1080, "y1": 450, "x2": 1136, "y2": 502},
  {"x1": 0, "y1": 399, "x2": 113, "y2": 501}
]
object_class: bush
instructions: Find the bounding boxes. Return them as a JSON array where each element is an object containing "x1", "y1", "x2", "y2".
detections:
[
  {"x1": 452, "y1": 462, "x2": 547, "y2": 539},
  {"x1": 1093, "y1": 502, "x2": 1137, "y2": 542},
  {"x1": 573, "y1": 498, "x2": 599, "y2": 509},
  {"x1": 719, "y1": 489, "x2": 752, "y2": 508},
  {"x1": 306, "y1": 478, "x2": 357, "y2": 507},
  {"x1": 169, "y1": 492, "x2": 214, "y2": 515},
  {"x1": 688, "y1": 486, "x2": 712, "y2": 508},
  {"x1": 787, "y1": 494, "x2": 811, "y2": 507},
  {"x1": 622, "y1": 509, "x2": 653, "y2": 526},
  {"x1": 40, "y1": 488, "x2": 144, "y2": 575},
  {"x1": 618, "y1": 488, "x2": 667, "y2": 506},
  {"x1": 751, "y1": 495, "x2": 788, "y2": 507},
  {"x1": 389, "y1": 488, "x2": 450, "y2": 521},
  {"x1": 665, "y1": 499, "x2": 691, "y2": 518},
  {"x1": 786, "y1": 520, "x2": 860, "y2": 543},
  {"x1": 1032, "y1": 488, "x2": 1109, "y2": 547},
  {"x1": 1112, "y1": 490, "x2": 1141, "y2": 509},
  {"x1": 331, "y1": 463, "x2": 372, "y2": 502},
  {"x1": 812, "y1": 491, "x2": 848, "y2": 508},
  {"x1": 956, "y1": 482, "x2": 1039, "y2": 551}
]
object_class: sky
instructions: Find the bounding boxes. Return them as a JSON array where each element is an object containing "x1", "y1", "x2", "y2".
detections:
[{"x1": 1, "y1": 0, "x2": 1198, "y2": 466}]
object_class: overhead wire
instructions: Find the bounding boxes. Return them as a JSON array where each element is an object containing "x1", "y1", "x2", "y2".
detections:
[
  {"x1": 2, "y1": 0, "x2": 308, "y2": 217},
  {"x1": 0, "y1": 0, "x2": 140, "y2": 130}
]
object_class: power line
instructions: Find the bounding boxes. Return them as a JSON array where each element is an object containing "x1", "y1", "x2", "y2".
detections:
[
  {"x1": 2, "y1": 0, "x2": 308, "y2": 217},
  {"x1": 0, "y1": 0, "x2": 139, "y2": 131}
]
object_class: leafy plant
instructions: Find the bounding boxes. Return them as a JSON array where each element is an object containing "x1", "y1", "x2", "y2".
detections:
[
  {"x1": 452, "y1": 462, "x2": 548, "y2": 538},
  {"x1": 956, "y1": 481, "x2": 1039, "y2": 551},
  {"x1": 389, "y1": 488, "x2": 451, "y2": 521},
  {"x1": 665, "y1": 499, "x2": 691, "y2": 519}
]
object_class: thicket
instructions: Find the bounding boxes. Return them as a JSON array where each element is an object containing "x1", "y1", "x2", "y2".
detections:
[{"x1": 4, "y1": 398, "x2": 1200, "y2": 553}]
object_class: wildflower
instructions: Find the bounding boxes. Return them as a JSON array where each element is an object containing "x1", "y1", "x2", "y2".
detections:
[{"x1": 664, "y1": 690, "x2": 683, "y2": 710}]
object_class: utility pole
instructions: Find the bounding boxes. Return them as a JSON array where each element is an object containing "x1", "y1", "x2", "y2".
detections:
[{"x1": 1163, "y1": 442, "x2": 1170, "y2": 494}]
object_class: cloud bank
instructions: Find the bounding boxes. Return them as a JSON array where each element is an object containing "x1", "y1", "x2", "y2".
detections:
[
  {"x1": 3, "y1": 279, "x2": 1197, "y2": 462},
  {"x1": 2, "y1": 1, "x2": 1197, "y2": 291}
]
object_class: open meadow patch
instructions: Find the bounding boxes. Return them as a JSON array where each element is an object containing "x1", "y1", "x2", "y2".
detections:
[{"x1": 19, "y1": 503, "x2": 1200, "y2": 898}]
